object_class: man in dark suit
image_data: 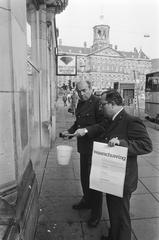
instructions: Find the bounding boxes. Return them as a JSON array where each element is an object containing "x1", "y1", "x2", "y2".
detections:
[
  {"x1": 76, "y1": 90, "x2": 152, "y2": 240},
  {"x1": 62, "y1": 80, "x2": 104, "y2": 227}
]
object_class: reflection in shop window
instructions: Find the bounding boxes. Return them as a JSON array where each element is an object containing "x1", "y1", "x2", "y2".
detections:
[{"x1": 27, "y1": 22, "x2": 31, "y2": 47}]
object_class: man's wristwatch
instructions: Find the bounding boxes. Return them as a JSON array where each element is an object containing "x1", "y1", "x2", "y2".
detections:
[{"x1": 84, "y1": 128, "x2": 88, "y2": 134}]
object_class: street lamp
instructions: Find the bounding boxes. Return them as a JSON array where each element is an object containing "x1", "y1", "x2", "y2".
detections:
[{"x1": 80, "y1": 64, "x2": 85, "y2": 80}]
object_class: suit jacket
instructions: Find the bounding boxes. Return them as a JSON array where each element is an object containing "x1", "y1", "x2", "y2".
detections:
[
  {"x1": 87, "y1": 109, "x2": 153, "y2": 193},
  {"x1": 68, "y1": 94, "x2": 103, "y2": 154}
]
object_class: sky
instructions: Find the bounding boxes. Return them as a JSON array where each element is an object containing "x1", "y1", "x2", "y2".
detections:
[{"x1": 56, "y1": 0, "x2": 159, "y2": 59}]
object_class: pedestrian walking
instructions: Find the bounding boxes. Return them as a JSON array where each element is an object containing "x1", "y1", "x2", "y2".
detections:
[
  {"x1": 75, "y1": 90, "x2": 153, "y2": 240},
  {"x1": 71, "y1": 90, "x2": 78, "y2": 115},
  {"x1": 62, "y1": 93, "x2": 67, "y2": 107},
  {"x1": 67, "y1": 92, "x2": 71, "y2": 104},
  {"x1": 61, "y1": 80, "x2": 104, "y2": 228}
]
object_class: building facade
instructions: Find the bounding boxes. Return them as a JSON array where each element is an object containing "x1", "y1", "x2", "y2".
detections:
[
  {"x1": 0, "y1": 0, "x2": 68, "y2": 239},
  {"x1": 58, "y1": 23, "x2": 152, "y2": 105}
]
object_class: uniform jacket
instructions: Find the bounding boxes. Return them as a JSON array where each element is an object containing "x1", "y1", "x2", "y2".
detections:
[
  {"x1": 68, "y1": 94, "x2": 103, "y2": 154},
  {"x1": 87, "y1": 109, "x2": 153, "y2": 193}
]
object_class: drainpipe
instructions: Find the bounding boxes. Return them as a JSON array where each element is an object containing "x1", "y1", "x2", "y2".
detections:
[{"x1": 36, "y1": 10, "x2": 42, "y2": 146}]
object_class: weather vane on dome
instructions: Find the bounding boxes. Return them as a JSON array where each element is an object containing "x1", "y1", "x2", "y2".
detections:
[
  {"x1": 99, "y1": 4, "x2": 105, "y2": 24},
  {"x1": 100, "y1": 14, "x2": 104, "y2": 24}
]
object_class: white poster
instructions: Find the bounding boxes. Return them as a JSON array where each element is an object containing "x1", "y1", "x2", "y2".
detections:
[{"x1": 90, "y1": 141, "x2": 128, "y2": 197}]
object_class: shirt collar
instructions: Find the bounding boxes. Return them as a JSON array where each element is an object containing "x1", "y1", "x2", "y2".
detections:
[{"x1": 112, "y1": 107, "x2": 124, "y2": 121}]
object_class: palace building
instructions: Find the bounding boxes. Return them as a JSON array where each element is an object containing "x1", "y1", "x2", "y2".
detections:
[{"x1": 57, "y1": 20, "x2": 152, "y2": 104}]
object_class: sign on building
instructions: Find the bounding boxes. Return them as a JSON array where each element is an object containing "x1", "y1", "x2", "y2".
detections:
[{"x1": 56, "y1": 55, "x2": 77, "y2": 76}]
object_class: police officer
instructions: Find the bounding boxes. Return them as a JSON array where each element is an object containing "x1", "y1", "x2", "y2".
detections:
[{"x1": 62, "y1": 80, "x2": 103, "y2": 227}]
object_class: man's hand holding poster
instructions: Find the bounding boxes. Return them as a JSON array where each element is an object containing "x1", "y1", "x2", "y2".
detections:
[{"x1": 90, "y1": 141, "x2": 128, "y2": 197}]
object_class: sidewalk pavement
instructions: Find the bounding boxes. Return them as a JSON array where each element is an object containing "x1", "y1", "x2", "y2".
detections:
[{"x1": 35, "y1": 97, "x2": 159, "y2": 240}]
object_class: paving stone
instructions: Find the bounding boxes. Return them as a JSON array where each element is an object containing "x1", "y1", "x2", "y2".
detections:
[
  {"x1": 137, "y1": 156, "x2": 152, "y2": 166},
  {"x1": 44, "y1": 166, "x2": 76, "y2": 180},
  {"x1": 140, "y1": 177, "x2": 159, "y2": 193},
  {"x1": 130, "y1": 194, "x2": 159, "y2": 219},
  {"x1": 143, "y1": 152, "x2": 159, "y2": 166},
  {"x1": 41, "y1": 179, "x2": 82, "y2": 197},
  {"x1": 132, "y1": 218, "x2": 159, "y2": 240},
  {"x1": 133, "y1": 180, "x2": 149, "y2": 195},
  {"x1": 36, "y1": 221, "x2": 83, "y2": 240},
  {"x1": 138, "y1": 165, "x2": 159, "y2": 178},
  {"x1": 153, "y1": 193, "x2": 159, "y2": 201},
  {"x1": 39, "y1": 196, "x2": 81, "y2": 222},
  {"x1": 73, "y1": 166, "x2": 81, "y2": 180},
  {"x1": 46, "y1": 158, "x2": 59, "y2": 168}
]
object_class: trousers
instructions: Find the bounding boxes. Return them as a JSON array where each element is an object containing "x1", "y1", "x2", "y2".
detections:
[
  {"x1": 106, "y1": 193, "x2": 132, "y2": 240},
  {"x1": 80, "y1": 153, "x2": 103, "y2": 215}
]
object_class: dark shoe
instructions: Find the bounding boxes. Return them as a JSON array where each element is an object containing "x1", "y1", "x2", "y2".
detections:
[
  {"x1": 87, "y1": 213, "x2": 101, "y2": 228},
  {"x1": 100, "y1": 236, "x2": 110, "y2": 240},
  {"x1": 100, "y1": 229, "x2": 111, "y2": 240},
  {"x1": 72, "y1": 199, "x2": 90, "y2": 210}
]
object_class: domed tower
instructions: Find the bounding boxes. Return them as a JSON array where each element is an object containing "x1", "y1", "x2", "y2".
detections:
[{"x1": 92, "y1": 15, "x2": 110, "y2": 51}]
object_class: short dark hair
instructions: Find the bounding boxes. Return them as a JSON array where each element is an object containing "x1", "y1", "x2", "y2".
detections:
[{"x1": 102, "y1": 90, "x2": 123, "y2": 106}]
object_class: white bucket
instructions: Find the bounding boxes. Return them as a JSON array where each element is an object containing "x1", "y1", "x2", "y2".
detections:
[{"x1": 56, "y1": 145, "x2": 73, "y2": 165}]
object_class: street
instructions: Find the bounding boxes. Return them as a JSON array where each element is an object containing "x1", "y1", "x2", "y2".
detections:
[{"x1": 35, "y1": 96, "x2": 159, "y2": 240}]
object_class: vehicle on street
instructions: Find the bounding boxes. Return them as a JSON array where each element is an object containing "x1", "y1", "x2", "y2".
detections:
[{"x1": 145, "y1": 71, "x2": 159, "y2": 123}]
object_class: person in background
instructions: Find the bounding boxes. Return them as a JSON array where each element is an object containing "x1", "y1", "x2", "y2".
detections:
[
  {"x1": 67, "y1": 92, "x2": 71, "y2": 104},
  {"x1": 75, "y1": 90, "x2": 153, "y2": 240},
  {"x1": 62, "y1": 93, "x2": 67, "y2": 107},
  {"x1": 71, "y1": 90, "x2": 78, "y2": 115},
  {"x1": 61, "y1": 80, "x2": 104, "y2": 228}
]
